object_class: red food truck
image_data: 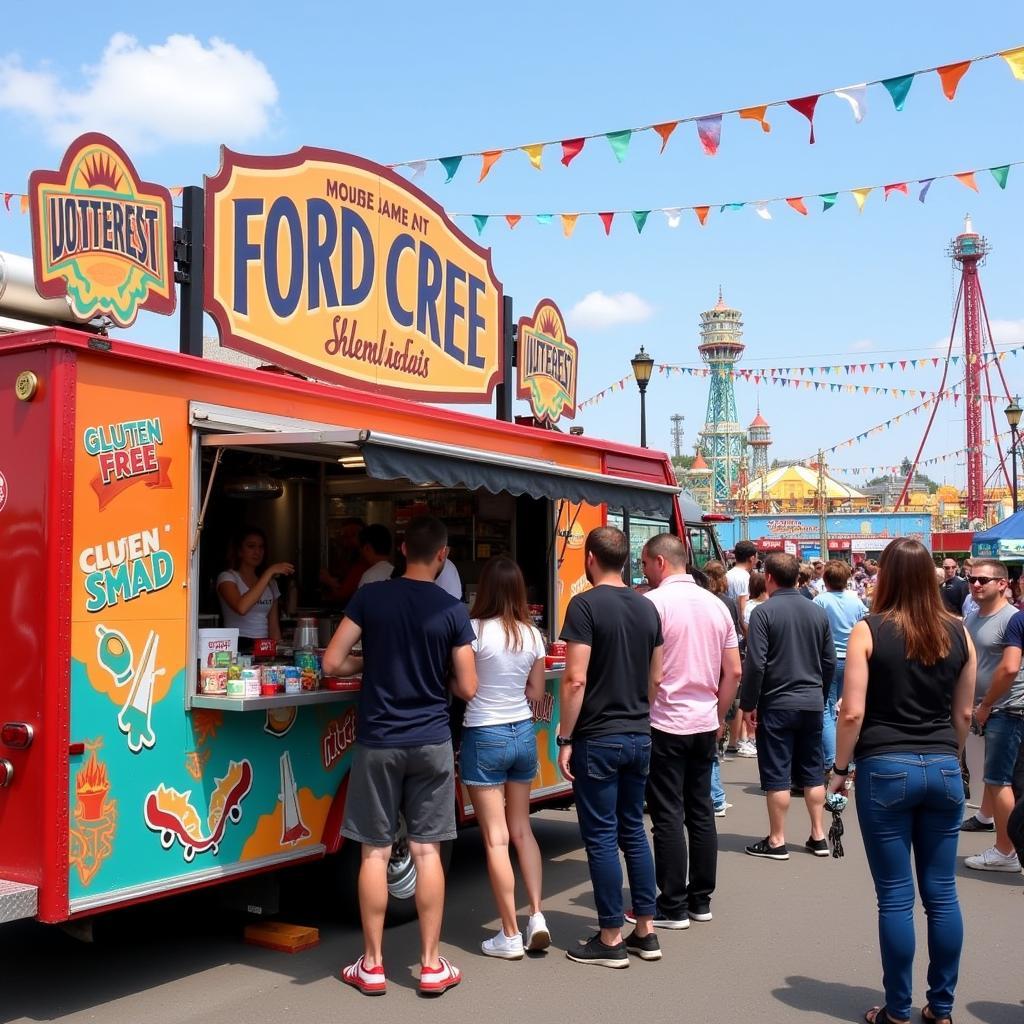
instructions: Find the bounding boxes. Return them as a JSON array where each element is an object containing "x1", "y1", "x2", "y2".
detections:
[{"x1": 0, "y1": 134, "x2": 723, "y2": 930}]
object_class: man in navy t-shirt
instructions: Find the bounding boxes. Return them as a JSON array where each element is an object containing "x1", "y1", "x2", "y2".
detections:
[{"x1": 323, "y1": 516, "x2": 477, "y2": 997}]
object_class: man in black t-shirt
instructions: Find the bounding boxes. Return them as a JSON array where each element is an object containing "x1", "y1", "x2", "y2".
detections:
[
  {"x1": 558, "y1": 526, "x2": 664, "y2": 968},
  {"x1": 324, "y1": 516, "x2": 477, "y2": 997},
  {"x1": 940, "y1": 557, "x2": 968, "y2": 616}
]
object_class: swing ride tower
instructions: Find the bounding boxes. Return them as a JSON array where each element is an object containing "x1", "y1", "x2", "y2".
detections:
[{"x1": 697, "y1": 290, "x2": 747, "y2": 507}]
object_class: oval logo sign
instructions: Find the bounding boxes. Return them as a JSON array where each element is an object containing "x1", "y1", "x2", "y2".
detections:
[{"x1": 205, "y1": 147, "x2": 504, "y2": 402}]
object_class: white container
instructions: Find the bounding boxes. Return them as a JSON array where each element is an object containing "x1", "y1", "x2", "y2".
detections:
[{"x1": 198, "y1": 628, "x2": 239, "y2": 667}]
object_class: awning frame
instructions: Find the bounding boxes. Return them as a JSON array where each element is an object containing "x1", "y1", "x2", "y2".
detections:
[{"x1": 190, "y1": 402, "x2": 679, "y2": 516}]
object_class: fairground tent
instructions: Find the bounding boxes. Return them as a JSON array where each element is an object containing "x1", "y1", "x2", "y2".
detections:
[{"x1": 972, "y1": 510, "x2": 1024, "y2": 563}]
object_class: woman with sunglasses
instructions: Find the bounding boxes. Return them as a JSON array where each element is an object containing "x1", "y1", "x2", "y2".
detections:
[{"x1": 828, "y1": 538, "x2": 976, "y2": 1024}]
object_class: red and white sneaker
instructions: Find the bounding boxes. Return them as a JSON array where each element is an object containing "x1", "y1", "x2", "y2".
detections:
[
  {"x1": 341, "y1": 954, "x2": 387, "y2": 996},
  {"x1": 419, "y1": 955, "x2": 462, "y2": 995}
]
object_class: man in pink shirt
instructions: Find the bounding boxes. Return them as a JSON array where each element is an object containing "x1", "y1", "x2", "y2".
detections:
[{"x1": 639, "y1": 534, "x2": 741, "y2": 926}]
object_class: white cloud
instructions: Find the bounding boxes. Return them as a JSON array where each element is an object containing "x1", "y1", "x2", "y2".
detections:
[
  {"x1": 0, "y1": 34, "x2": 278, "y2": 151},
  {"x1": 849, "y1": 339, "x2": 875, "y2": 352},
  {"x1": 990, "y1": 318, "x2": 1024, "y2": 347},
  {"x1": 568, "y1": 291, "x2": 654, "y2": 331}
]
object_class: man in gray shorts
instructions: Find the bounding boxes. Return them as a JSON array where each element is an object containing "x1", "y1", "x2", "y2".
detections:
[{"x1": 324, "y1": 516, "x2": 477, "y2": 996}]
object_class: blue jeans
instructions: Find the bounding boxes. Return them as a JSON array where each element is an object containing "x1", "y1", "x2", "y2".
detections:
[
  {"x1": 855, "y1": 753, "x2": 965, "y2": 1020},
  {"x1": 711, "y1": 755, "x2": 726, "y2": 810},
  {"x1": 822, "y1": 658, "x2": 846, "y2": 771},
  {"x1": 570, "y1": 733, "x2": 656, "y2": 928}
]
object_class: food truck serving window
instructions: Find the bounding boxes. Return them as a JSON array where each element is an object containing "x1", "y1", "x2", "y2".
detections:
[{"x1": 191, "y1": 405, "x2": 678, "y2": 518}]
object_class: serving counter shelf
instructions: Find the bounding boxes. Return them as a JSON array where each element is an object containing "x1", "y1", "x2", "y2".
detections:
[{"x1": 191, "y1": 690, "x2": 358, "y2": 712}]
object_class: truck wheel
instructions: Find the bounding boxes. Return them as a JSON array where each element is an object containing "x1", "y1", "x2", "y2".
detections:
[{"x1": 334, "y1": 818, "x2": 453, "y2": 927}]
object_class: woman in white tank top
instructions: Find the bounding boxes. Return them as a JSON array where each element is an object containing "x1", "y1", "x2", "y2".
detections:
[{"x1": 216, "y1": 527, "x2": 294, "y2": 648}]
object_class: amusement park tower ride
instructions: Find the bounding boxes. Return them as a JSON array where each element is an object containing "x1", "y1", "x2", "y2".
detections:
[
  {"x1": 747, "y1": 408, "x2": 772, "y2": 481},
  {"x1": 949, "y1": 217, "x2": 989, "y2": 524},
  {"x1": 697, "y1": 290, "x2": 747, "y2": 506}
]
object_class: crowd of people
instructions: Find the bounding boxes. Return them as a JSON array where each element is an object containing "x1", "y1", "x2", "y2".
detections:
[{"x1": 317, "y1": 516, "x2": 1022, "y2": 1022}]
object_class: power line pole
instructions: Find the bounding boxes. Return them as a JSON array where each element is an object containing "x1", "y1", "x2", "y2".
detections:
[
  {"x1": 817, "y1": 449, "x2": 829, "y2": 560},
  {"x1": 670, "y1": 414, "x2": 685, "y2": 458}
]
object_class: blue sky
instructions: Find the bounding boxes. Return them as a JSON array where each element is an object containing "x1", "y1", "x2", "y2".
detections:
[{"x1": 2, "y1": 2, "x2": 1023, "y2": 486}]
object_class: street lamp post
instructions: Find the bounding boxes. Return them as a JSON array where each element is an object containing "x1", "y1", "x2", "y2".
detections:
[
  {"x1": 1005, "y1": 397, "x2": 1022, "y2": 513},
  {"x1": 631, "y1": 346, "x2": 654, "y2": 448}
]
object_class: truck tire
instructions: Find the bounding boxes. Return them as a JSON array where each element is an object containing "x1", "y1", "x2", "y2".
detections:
[{"x1": 334, "y1": 819, "x2": 453, "y2": 927}]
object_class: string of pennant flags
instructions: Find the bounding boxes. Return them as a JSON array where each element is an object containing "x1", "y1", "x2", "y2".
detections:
[
  {"x1": 829, "y1": 433, "x2": 1010, "y2": 477},
  {"x1": 578, "y1": 349, "x2": 1022, "y2": 410},
  {"x1": 390, "y1": 46, "x2": 1024, "y2": 183},
  {"x1": 3, "y1": 162, "x2": 1018, "y2": 239},
  {"x1": 454, "y1": 160, "x2": 1019, "y2": 237}
]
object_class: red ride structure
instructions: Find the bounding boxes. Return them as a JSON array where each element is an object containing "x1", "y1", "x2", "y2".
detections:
[
  {"x1": 896, "y1": 216, "x2": 1012, "y2": 522},
  {"x1": 952, "y1": 217, "x2": 989, "y2": 523}
]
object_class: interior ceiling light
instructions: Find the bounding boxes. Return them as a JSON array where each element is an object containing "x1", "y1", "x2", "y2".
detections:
[
  {"x1": 337, "y1": 456, "x2": 365, "y2": 467},
  {"x1": 222, "y1": 475, "x2": 284, "y2": 499}
]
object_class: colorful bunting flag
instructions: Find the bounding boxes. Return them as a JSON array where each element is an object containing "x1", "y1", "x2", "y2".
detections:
[
  {"x1": 696, "y1": 115, "x2": 722, "y2": 156},
  {"x1": 739, "y1": 105, "x2": 772, "y2": 132},
  {"x1": 479, "y1": 150, "x2": 502, "y2": 182},
  {"x1": 786, "y1": 197, "x2": 808, "y2": 215},
  {"x1": 820, "y1": 192, "x2": 839, "y2": 211},
  {"x1": 561, "y1": 138, "x2": 585, "y2": 167},
  {"x1": 522, "y1": 144, "x2": 544, "y2": 170},
  {"x1": 632, "y1": 210, "x2": 650, "y2": 233},
  {"x1": 834, "y1": 84, "x2": 867, "y2": 122},
  {"x1": 721, "y1": 202, "x2": 745, "y2": 212},
  {"x1": 606, "y1": 130, "x2": 632, "y2": 163},
  {"x1": 852, "y1": 187, "x2": 872, "y2": 211},
  {"x1": 991, "y1": 164, "x2": 1010, "y2": 189},
  {"x1": 883, "y1": 182, "x2": 908, "y2": 199},
  {"x1": 787, "y1": 95, "x2": 820, "y2": 143},
  {"x1": 536, "y1": 213, "x2": 553, "y2": 225},
  {"x1": 439, "y1": 156, "x2": 462, "y2": 182},
  {"x1": 936, "y1": 61, "x2": 971, "y2": 100},
  {"x1": 695, "y1": 206, "x2": 710, "y2": 226},
  {"x1": 472, "y1": 214, "x2": 488, "y2": 236},
  {"x1": 505, "y1": 214, "x2": 522, "y2": 229},
  {"x1": 2, "y1": 193, "x2": 11, "y2": 211},
  {"x1": 918, "y1": 178, "x2": 935, "y2": 202},
  {"x1": 599, "y1": 212, "x2": 615, "y2": 235},
  {"x1": 755, "y1": 202, "x2": 772, "y2": 220},
  {"x1": 19, "y1": 195, "x2": 28, "y2": 214},
  {"x1": 664, "y1": 208, "x2": 683, "y2": 228},
  {"x1": 409, "y1": 161, "x2": 428, "y2": 179},
  {"x1": 955, "y1": 171, "x2": 979, "y2": 192},
  {"x1": 561, "y1": 213, "x2": 579, "y2": 237},
  {"x1": 881, "y1": 74, "x2": 915, "y2": 110},
  {"x1": 1001, "y1": 46, "x2": 1024, "y2": 80},
  {"x1": 653, "y1": 121, "x2": 679, "y2": 152}
]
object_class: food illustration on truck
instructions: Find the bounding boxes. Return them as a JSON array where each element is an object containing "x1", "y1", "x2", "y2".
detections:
[{"x1": 144, "y1": 760, "x2": 253, "y2": 863}]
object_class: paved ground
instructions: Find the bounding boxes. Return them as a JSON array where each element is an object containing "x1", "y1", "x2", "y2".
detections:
[{"x1": 3, "y1": 755, "x2": 1022, "y2": 1024}]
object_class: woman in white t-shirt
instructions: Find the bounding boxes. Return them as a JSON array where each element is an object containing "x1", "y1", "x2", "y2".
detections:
[
  {"x1": 216, "y1": 527, "x2": 294, "y2": 648},
  {"x1": 461, "y1": 557, "x2": 549, "y2": 960}
]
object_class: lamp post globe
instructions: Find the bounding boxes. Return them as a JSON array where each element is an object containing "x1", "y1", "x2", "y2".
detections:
[{"x1": 631, "y1": 346, "x2": 654, "y2": 448}]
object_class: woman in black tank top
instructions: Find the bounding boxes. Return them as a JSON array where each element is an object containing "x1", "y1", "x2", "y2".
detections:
[{"x1": 827, "y1": 538, "x2": 976, "y2": 1024}]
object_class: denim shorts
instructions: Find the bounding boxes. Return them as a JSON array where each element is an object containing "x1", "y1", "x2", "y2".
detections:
[
  {"x1": 983, "y1": 711, "x2": 1024, "y2": 786},
  {"x1": 460, "y1": 719, "x2": 538, "y2": 786}
]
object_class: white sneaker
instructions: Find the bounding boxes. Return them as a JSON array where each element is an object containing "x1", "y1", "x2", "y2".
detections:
[
  {"x1": 524, "y1": 912, "x2": 551, "y2": 951},
  {"x1": 965, "y1": 846, "x2": 1022, "y2": 873},
  {"x1": 482, "y1": 929, "x2": 525, "y2": 959},
  {"x1": 737, "y1": 741, "x2": 757, "y2": 758},
  {"x1": 714, "y1": 802, "x2": 733, "y2": 818}
]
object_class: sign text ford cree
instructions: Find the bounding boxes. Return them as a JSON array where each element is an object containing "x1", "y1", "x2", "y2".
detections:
[{"x1": 205, "y1": 147, "x2": 504, "y2": 402}]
